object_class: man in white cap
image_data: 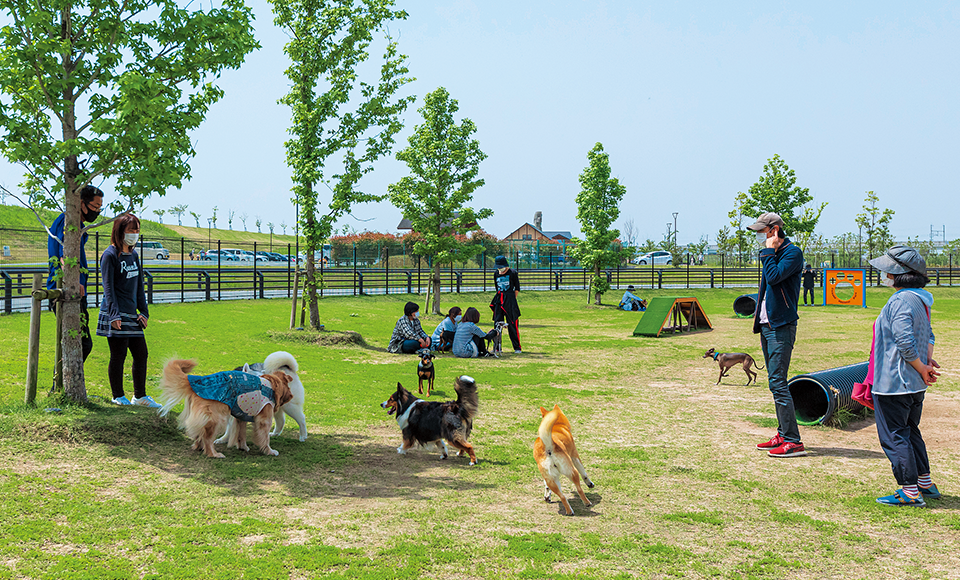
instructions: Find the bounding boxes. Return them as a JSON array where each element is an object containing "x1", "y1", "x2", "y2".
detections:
[{"x1": 747, "y1": 212, "x2": 807, "y2": 457}]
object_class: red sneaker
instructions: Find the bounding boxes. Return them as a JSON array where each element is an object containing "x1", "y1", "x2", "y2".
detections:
[
  {"x1": 756, "y1": 434, "x2": 784, "y2": 450},
  {"x1": 767, "y1": 441, "x2": 807, "y2": 458}
]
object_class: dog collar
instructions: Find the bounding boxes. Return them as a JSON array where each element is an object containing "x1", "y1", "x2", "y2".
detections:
[
  {"x1": 712, "y1": 352, "x2": 719, "y2": 361},
  {"x1": 396, "y1": 399, "x2": 423, "y2": 430}
]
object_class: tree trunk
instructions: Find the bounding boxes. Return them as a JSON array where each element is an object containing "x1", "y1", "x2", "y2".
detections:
[
  {"x1": 60, "y1": 11, "x2": 87, "y2": 403},
  {"x1": 303, "y1": 212, "x2": 321, "y2": 330},
  {"x1": 431, "y1": 262, "x2": 442, "y2": 315},
  {"x1": 593, "y1": 264, "x2": 602, "y2": 305}
]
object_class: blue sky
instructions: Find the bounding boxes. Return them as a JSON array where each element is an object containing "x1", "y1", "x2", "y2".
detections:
[{"x1": 3, "y1": 1, "x2": 958, "y2": 245}]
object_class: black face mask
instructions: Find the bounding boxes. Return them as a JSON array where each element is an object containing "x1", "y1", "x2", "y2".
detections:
[{"x1": 82, "y1": 202, "x2": 101, "y2": 223}]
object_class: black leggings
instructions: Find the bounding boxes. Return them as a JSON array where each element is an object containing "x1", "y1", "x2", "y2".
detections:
[
  {"x1": 107, "y1": 336, "x2": 148, "y2": 399},
  {"x1": 803, "y1": 287, "x2": 815, "y2": 304}
]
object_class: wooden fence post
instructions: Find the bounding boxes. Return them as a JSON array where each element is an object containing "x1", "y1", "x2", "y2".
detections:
[{"x1": 25, "y1": 274, "x2": 42, "y2": 405}]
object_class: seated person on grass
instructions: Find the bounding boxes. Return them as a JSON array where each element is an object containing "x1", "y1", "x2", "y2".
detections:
[
  {"x1": 452, "y1": 307, "x2": 498, "y2": 358},
  {"x1": 387, "y1": 301, "x2": 431, "y2": 354},
  {"x1": 431, "y1": 306, "x2": 461, "y2": 352}
]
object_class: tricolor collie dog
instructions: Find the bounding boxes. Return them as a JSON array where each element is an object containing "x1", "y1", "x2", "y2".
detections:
[
  {"x1": 159, "y1": 360, "x2": 293, "y2": 458},
  {"x1": 380, "y1": 376, "x2": 479, "y2": 466},
  {"x1": 533, "y1": 404, "x2": 595, "y2": 516},
  {"x1": 215, "y1": 351, "x2": 307, "y2": 446}
]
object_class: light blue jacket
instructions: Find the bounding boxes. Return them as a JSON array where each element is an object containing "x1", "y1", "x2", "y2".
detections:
[{"x1": 872, "y1": 288, "x2": 935, "y2": 396}]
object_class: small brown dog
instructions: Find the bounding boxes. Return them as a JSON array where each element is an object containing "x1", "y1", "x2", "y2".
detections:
[
  {"x1": 159, "y1": 360, "x2": 293, "y2": 458},
  {"x1": 703, "y1": 348, "x2": 765, "y2": 385},
  {"x1": 533, "y1": 404, "x2": 594, "y2": 516}
]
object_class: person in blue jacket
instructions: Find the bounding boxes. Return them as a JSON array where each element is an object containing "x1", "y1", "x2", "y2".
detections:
[
  {"x1": 869, "y1": 246, "x2": 941, "y2": 507},
  {"x1": 748, "y1": 212, "x2": 806, "y2": 458},
  {"x1": 46, "y1": 185, "x2": 104, "y2": 362},
  {"x1": 431, "y1": 306, "x2": 461, "y2": 352}
]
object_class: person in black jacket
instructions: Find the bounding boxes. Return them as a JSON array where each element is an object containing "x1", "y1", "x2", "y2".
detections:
[
  {"x1": 95, "y1": 214, "x2": 160, "y2": 407},
  {"x1": 801, "y1": 263, "x2": 817, "y2": 305},
  {"x1": 490, "y1": 255, "x2": 522, "y2": 353}
]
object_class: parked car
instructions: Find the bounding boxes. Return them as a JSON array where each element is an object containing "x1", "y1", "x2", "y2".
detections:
[
  {"x1": 633, "y1": 250, "x2": 672, "y2": 265},
  {"x1": 240, "y1": 250, "x2": 268, "y2": 262},
  {"x1": 257, "y1": 251, "x2": 287, "y2": 262},
  {"x1": 200, "y1": 249, "x2": 238, "y2": 261},
  {"x1": 138, "y1": 241, "x2": 169, "y2": 260},
  {"x1": 220, "y1": 248, "x2": 252, "y2": 261}
]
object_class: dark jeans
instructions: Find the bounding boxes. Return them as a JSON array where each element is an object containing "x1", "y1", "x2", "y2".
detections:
[
  {"x1": 400, "y1": 339, "x2": 421, "y2": 354},
  {"x1": 803, "y1": 287, "x2": 815, "y2": 304},
  {"x1": 107, "y1": 336, "x2": 148, "y2": 399},
  {"x1": 874, "y1": 392, "x2": 930, "y2": 486},
  {"x1": 760, "y1": 322, "x2": 800, "y2": 443},
  {"x1": 50, "y1": 301, "x2": 93, "y2": 362}
]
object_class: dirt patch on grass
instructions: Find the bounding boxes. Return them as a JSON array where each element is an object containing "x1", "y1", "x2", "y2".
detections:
[{"x1": 268, "y1": 329, "x2": 370, "y2": 347}]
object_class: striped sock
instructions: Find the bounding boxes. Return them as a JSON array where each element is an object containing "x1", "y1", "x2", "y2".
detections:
[
  {"x1": 918, "y1": 474, "x2": 933, "y2": 488},
  {"x1": 902, "y1": 485, "x2": 920, "y2": 498}
]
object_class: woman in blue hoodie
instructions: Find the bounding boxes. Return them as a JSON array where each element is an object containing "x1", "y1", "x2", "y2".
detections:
[{"x1": 868, "y1": 246, "x2": 941, "y2": 507}]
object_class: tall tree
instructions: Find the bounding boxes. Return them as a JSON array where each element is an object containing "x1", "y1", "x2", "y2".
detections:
[
  {"x1": 190, "y1": 211, "x2": 201, "y2": 228},
  {"x1": 855, "y1": 190, "x2": 895, "y2": 261},
  {"x1": 152, "y1": 208, "x2": 165, "y2": 224},
  {"x1": 240, "y1": 212, "x2": 248, "y2": 231},
  {"x1": 170, "y1": 204, "x2": 188, "y2": 226},
  {"x1": 388, "y1": 87, "x2": 491, "y2": 314},
  {"x1": 228, "y1": 209, "x2": 235, "y2": 230},
  {"x1": 0, "y1": 0, "x2": 257, "y2": 401},
  {"x1": 273, "y1": 0, "x2": 414, "y2": 329},
  {"x1": 728, "y1": 192, "x2": 751, "y2": 266},
  {"x1": 741, "y1": 154, "x2": 826, "y2": 237},
  {"x1": 569, "y1": 143, "x2": 629, "y2": 305}
]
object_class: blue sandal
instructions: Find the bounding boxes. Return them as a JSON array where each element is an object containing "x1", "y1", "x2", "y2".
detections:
[{"x1": 876, "y1": 489, "x2": 926, "y2": 507}]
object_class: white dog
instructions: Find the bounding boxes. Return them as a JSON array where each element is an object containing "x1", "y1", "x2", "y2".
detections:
[{"x1": 214, "y1": 351, "x2": 307, "y2": 446}]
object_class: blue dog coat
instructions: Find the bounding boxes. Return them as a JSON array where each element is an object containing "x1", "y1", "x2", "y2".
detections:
[{"x1": 187, "y1": 371, "x2": 275, "y2": 422}]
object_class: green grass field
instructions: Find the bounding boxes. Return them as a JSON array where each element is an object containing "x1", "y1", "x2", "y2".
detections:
[{"x1": 0, "y1": 288, "x2": 958, "y2": 579}]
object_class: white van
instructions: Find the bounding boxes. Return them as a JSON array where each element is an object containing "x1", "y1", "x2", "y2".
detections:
[{"x1": 139, "y1": 241, "x2": 169, "y2": 260}]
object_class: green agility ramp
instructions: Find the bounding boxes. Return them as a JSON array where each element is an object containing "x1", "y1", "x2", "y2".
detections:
[{"x1": 632, "y1": 296, "x2": 712, "y2": 337}]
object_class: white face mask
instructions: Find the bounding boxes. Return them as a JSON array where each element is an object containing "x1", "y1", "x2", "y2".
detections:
[
  {"x1": 755, "y1": 231, "x2": 768, "y2": 244},
  {"x1": 124, "y1": 233, "x2": 140, "y2": 247},
  {"x1": 455, "y1": 315, "x2": 462, "y2": 323},
  {"x1": 412, "y1": 311, "x2": 419, "y2": 319},
  {"x1": 882, "y1": 273, "x2": 895, "y2": 288}
]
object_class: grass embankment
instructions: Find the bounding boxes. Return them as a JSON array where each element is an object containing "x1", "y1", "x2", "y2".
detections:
[{"x1": 0, "y1": 288, "x2": 958, "y2": 579}]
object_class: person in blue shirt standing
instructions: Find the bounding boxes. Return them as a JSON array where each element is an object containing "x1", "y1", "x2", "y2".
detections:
[
  {"x1": 869, "y1": 246, "x2": 942, "y2": 507},
  {"x1": 748, "y1": 212, "x2": 806, "y2": 458},
  {"x1": 47, "y1": 185, "x2": 104, "y2": 362}
]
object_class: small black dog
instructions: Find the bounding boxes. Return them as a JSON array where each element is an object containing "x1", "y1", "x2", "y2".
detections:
[
  {"x1": 417, "y1": 349, "x2": 436, "y2": 397},
  {"x1": 489, "y1": 321, "x2": 508, "y2": 357}
]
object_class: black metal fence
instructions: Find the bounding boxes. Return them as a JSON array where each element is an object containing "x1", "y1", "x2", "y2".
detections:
[{"x1": 5, "y1": 257, "x2": 960, "y2": 315}]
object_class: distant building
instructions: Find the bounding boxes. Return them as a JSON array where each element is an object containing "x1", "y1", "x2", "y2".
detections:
[{"x1": 503, "y1": 211, "x2": 572, "y2": 246}]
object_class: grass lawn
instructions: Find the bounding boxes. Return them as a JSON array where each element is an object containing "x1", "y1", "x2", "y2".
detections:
[{"x1": 0, "y1": 287, "x2": 958, "y2": 579}]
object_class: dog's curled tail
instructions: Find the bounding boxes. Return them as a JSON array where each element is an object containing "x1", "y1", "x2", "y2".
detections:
[
  {"x1": 537, "y1": 405, "x2": 561, "y2": 456},
  {"x1": 158, "y1": 359, "x2": 198, "y2": 417},
  {"x1": 264, "y1": 350, "x2": 298, "y2": 374},
  {"x1": 454, "y1": 375, "x2": 479, "y2": 421},
  {"x1": 754, "y1": 358, "x2": 765, "y2": 370}
]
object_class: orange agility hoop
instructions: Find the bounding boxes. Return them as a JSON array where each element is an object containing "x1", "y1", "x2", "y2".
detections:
[{"x1": 823, "y1": 269, "x2": 866, "y2": 308}]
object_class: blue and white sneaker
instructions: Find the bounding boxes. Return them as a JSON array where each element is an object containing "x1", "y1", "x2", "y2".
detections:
[
  {"x1": 876, "y1": 489, "x2": 926, "y2": 507},
  {"x1": 131, "y1": 395, "x2": 162, "y2": 408},
  {"x1": 920, "y1": 484, "x2": 942, "y2": 499},
  {"x1": 112, "y1": 396, "x2": 133, "y2": 406}
]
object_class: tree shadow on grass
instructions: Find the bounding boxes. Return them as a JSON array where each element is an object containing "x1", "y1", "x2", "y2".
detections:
[{"x1": 105, "y1": 421, "x2": 497, "y2": 500}]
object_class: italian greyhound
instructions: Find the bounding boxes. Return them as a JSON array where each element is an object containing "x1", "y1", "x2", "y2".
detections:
[{"x1": 703, "y1": 348, "x2": 765, "y2": 385}]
